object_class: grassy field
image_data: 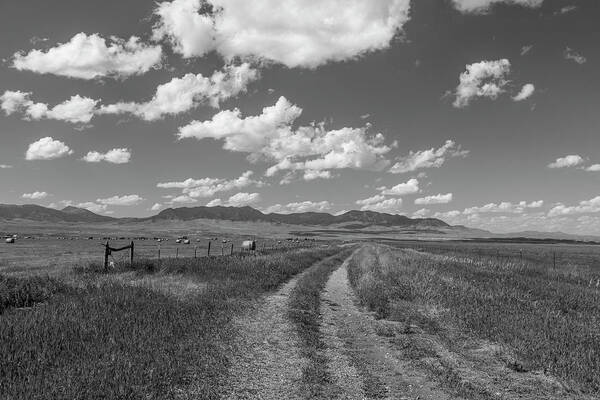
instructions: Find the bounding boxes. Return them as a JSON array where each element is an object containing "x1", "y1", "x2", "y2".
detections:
[
  {"x1": 347, "y1": 243, "x2": 600, "y2": 396},
  {"x1": 0, "y1": 246, "x2": 341, "y2": 399}
]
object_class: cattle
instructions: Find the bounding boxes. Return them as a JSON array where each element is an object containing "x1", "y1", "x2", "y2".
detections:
[
  {"x1": 5, "y1": 237, "x2": 15, "y2": 244},
  {"x1": 242, "y1": 240, "x2": 256, "y2": 251}
]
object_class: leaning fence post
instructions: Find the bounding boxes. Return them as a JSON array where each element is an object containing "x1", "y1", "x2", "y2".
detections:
[
  {"x1": 207, "y1": 241, "x2": 211, "y2": 256},
  {"x1": 130, "y1": 241, "x2": 134, "y2": 266}
]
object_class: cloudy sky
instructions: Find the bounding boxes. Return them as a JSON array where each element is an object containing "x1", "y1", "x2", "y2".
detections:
[{"x1": 1, "y1": 0, "x2": 599, "y2": 234}]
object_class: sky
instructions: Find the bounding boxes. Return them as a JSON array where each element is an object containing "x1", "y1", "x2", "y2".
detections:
[{"x1": 0, "y1": 0, "x2": 599, "y2": 235}]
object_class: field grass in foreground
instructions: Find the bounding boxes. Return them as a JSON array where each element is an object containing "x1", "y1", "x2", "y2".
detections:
[
  {"x1": 287, "y1": 248, "x2": 354, "y2": 398},
  {"x1": 0, "y1": 247, "x2": 340, "y2": 400},
  {"x1": 347, "y1": 244, "x2": 600, "y2": 396}
]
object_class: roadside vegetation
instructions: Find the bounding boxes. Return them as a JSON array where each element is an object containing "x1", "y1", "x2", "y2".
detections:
[
  {"x1": 0, "y1": 246, "x2": 341, "y2": 399},
  {"x1": 347, "y1": 244, "x2": 600, "y2": 396}
]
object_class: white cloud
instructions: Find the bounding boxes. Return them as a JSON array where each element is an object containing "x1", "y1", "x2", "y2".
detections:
[
  {"x1": 150, "y1": 203, "x2": 162, "y2": 211},
  {"x1": 415, "y1": 193, "x2": 453, "y2": 205},
  {"x1": 557, "y1": 5, "x2": 577, "y2": 14},
  {"x1": 358, "y1": 197, "x2": 402, "y2": 213},
  {"x1": 412, "y1": 208, "x2": 430, "y2": 218},
  {"x1": 512, "y1": 83, "x2": 535, "y2": 101},
  {"x1": 548, "y1": 196, "x2": 600, "y2": 217},
  {"x1": 380, "y1": 178, "x2": 419, "y2": 196},
  {"x1": 520, "y1": 45, "x2": 533, "y2": 56},
  {"x1": 303, "y1": 170, "x2": 333, "y2": 181},
  {"x1": 206, "y1": 198, "x2": 222, "y2": 207},
  {"x1": 463, "y1": 200, "x2": 543, "y2": 215},
  {"x1": 96, "y1": 194, "x2": 144, "y2": 206},
  {"x1": 564, "y1": 47, "x2": 586, "y2": 64},
  {"x1": 0, "y1": 164, "x2": 12, "y2": 169},
  {"x1": 389, "y1": 140, "x2": 468, "y2": 174},
  {"x1": 356, "y1": 194, "x2": 386, "y2": 207},
  {"x1": 13, "y1": 33, "x2": 162, "y2": 80},
  {"x1": 168, "y1": 195, "x2": 198, "y2": 205},
  {"x1": 264, "y1": 200, "x2": 331, "y2": 214},
  {"x1": 152, "y1": 0, "x2": 411, "y2": 68},
  {"x1": 82, "y1": 148, "x2": 131, "y2": 164},
  {"x1": 226, "y1": 192, "x2": 261, "y2": 207},
  {"x1": 547, "y1": 154, "x2": 584, "y2": 169},
  {"x1": 98, "y1": 63, "x2": 257, "y2": 120},
  {"x1": 157, "y1": 170, "x2": 261, "y2": 199},
  {"x1": 179, "y1": 96, "x2": 392, "y2": 179},
  {"x1": 22, "y1": 191, "x2": 49, "y2": 200},
  {"x1": 74, "y1": 201, "x2": 108, "y2": 214},
  {"x1": 585, "y1": 164, "x2": 600, "y2": 172},
  {"x1": 25, "y1": 137, "x2": 73, "y2": 160},
  {"x1": 451, "y1": 0, "x2": 544, "y2": 14},
  {"x1": 453, "y1": 59, "x2": 511, "y2": 108},
  {"x1": 1, "y1": 91, "x2": 97, "y2": 124}
]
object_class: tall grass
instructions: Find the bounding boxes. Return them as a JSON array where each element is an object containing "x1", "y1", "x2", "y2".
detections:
[
  {"x1": 0, "y1": 247, "x2": 341, "y2": 399},
  {"x1": 347, "y1": 244, "x2": 600, "y2": 395}
]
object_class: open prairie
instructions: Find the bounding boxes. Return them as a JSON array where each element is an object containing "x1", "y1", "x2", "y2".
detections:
[{"x1": 2, "y1": 233, "x2": 600, "y2": 399}]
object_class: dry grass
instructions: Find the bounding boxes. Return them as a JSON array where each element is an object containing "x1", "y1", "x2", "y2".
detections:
[
  {"x1": 0, "y1": 247, "x2": 341, "y2": 399},
  {"x1": 347, "y1": 244, "x2": 600, "y2": 396}
]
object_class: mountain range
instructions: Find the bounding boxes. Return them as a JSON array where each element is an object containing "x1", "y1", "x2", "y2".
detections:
[{"x1": 0, "y1": 203, "x2": 597, "y2": 242}]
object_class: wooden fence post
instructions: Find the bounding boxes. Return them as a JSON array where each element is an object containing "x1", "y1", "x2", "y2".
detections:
[
  {"x1": 221, "y1": 243, "x2": 224, "y2": 256},
  {"x1": 176, "y1": 247, "x2": 179, "y2": 259},
  {"x1": 130, "y1": 241, "x2": 134, "y2": 266},
  {"x1": 207, "y1": 241, "x2": 211, "y2": 256},
  {"x1": 158, "y1": 244, "x2": 161, "y2": 263},
  {"x1": 104, "y1": 241, "x2": 110, "y2": 270},
  {"x1": 231, "y1": 242, "x2": 234, "y2": 255},
  {"x1": 194, "y1": 246, "x2": 197, "y2": 259}
]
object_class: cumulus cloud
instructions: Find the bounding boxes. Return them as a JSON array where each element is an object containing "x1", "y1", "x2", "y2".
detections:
[
  {"x1": 463, "y1": 200, "x2": 543, "y2": 215},
  {"x1": 152, "y1": 0, "x2": 411, "y2": 68},
  {"x1": 547, "y1": 154, "x2": 584, "y2": 169},
  {"x1": 548, "y1": 196, "x2": 600, "y2": 217},
  {"x1": 12, "y1": 33, "x2": 162, "y2": 80},
  {"x1": 415, "y1": 193, "x2": 453, "y2": 205},
  {"x1": 585, "y1": 164, "x2": 600, "y2": 172},
  {"x1": 25, "y1": 137, "x2": 73, "y2": 160},
  {"x1": 389, "y1": 140, "x2": 468, "y2": 174},
  {"x1": 150, "y1": 203, "x2": 162, "y2": 211},
  {"x1": 451, "y1": 0, "x2": 544, "y2": 14},
  {"x1": 264, "y1": 200, "x2": 332, "y2": 214},
  {"x1": 179, "y1": 96, "x2": 392, "y2": 179},
  {"x1": 157, "y1": 170, "x2": 262, "y2": 199},
  {"x1": 22, "y1": 191, "x2": 49, "y2": 200},
  {"x1": 1, "y1": 91, "x2": 97, "y2": 124},
  {"x1": 512, "y1": 83, "x2": 535, "y2": 101},
  {"x1": 98, "y1": 63, "x2": 257, "y2": 120},
  {"x1": 379, "y1": 178, "x2": 420, "y2": 196},
  {"x1": 226, "y1": 192, "x2": 261, "y2": 207},
  {"x1": 453, "y1": 59, "x2": 511, "y2": 108},
  {"x1": 564, "y1": 47, "x2": 586, "y2": 64},
  {"x1": 356, "y1": 194, "x2": 386, "y2": 207},
  {"x1": 0, "y1": 164, "x2": 13, "y2": 169},
  {"x1": 412, "y1": 208, "x2": 430, "y2": 218},
  {"x1": 82, "y1": 148, "x2": 131, "y2": 164},
  {"x1": 96, "y1": 194, "x2": 144, "y2": 206},
  {"x1": 358, "y1": 197, "x2": 403, "y2": 213}
]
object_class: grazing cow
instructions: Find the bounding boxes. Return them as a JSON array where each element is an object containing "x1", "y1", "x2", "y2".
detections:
[{"x1": 5, "y1": 237, "x2": 15, "y2": 244}]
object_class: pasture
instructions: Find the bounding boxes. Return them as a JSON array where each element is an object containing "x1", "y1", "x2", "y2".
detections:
[{"x1": 1, "y1": 233, "x2": 600, "y2": 399}]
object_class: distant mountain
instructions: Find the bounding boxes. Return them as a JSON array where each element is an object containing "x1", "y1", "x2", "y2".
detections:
[
  {"x1": 0, "y1": 204, "x2": 115, "y2": 223},
  {"x1": 149, "y1": 206, "x2": 451, "y2": 228}
]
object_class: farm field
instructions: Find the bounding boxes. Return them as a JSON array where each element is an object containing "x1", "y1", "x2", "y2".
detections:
[{"x1": 1, "y1": 238, "x2": 599, "y2": 399}]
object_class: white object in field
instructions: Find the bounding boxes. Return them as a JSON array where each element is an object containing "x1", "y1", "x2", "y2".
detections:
[
  {"x1": 183, "y1": 239, "x2": 191, "y2": 244},
  {"x1": 242, "y1": 240, "x2": 256, "y2": 251},
  {"x1": 5, "y1": 237, "x2": 15, "y2": 244},
  {"x1": 175, "y1": 239, "x2": 182, "y2": 244}
]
